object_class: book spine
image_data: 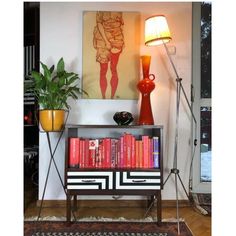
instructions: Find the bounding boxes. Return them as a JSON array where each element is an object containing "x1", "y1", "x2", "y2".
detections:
[
  {"x1": 142, "y1": 136, "x2": 149, "y2": 168},
  {"x1": 69, "y1": 138, "x2": 80, "y2": 168},
  {"x1": 139, "y1": 140, "x2": 143, "y2": 168},
  {"x1": 111, "y1": 139, "x2": 117, "y2": 168},
  {"x1": 116, "y1": 139, "x2": 121, "y2": 168},
  {"x1": 131, "y1": 135, "x2": 136, "y2": 168},
  {"x1": 120, "y1": 136, "x2": 124, "y2": 168},
  {"x1": 79, "y1": 139, "x2": 85, "y2": 168},
  {"x1": 97, "y1": 139, "x2": 103, "y2": 168},
  {"x1": 95, "y1": 140, "x2": 100, "y2": 168},
  {"x1": 101, "y1": 139, "x2": 105, "y2": 168},
  {"x1": 104, "y1": 138, "x2": 111, "y2": 168},
  {"x1": 153, "y1": 137, "x2": 160, "y2": 168},
  {"x1": 84, "y1": 139, "x2": 89, "y2": 168},
  {"x1": 89, "y1": 139, "x2": 98, "y2": 168},
  {"x1": 135, "y1": 140, "x2": 139, "y2": 168},
  {"x1": 125, "y1": 134, "x2": 132, "y2": 168},
  {"x1": 149, "y1": 138, "x2": 153, "y2": 168}
]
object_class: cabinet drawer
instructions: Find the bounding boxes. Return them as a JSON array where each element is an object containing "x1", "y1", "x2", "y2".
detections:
[
  {"x1": 115, "y1": 171, "x2": 161, "y2": 190},
  {"x1": 67, "y1": 171, "x2": 113, "y2": 190}
]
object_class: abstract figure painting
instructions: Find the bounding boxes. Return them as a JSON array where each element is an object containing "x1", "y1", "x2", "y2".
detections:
[{"x1": 82, "y1": 11, "x2": 140, "y2": 99}]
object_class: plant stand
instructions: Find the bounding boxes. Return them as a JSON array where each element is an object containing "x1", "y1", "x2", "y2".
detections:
[
  {"x1": 37, "y1": 130, "x2": 66, "y2": 220},
  {"x1": 37, "y1": 111, "x2": 76, "y2": 221}
]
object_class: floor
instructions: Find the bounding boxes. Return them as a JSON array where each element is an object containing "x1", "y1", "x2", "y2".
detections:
[{"x1": 24, "y1": 181, "x2": 211, "y2": 236}]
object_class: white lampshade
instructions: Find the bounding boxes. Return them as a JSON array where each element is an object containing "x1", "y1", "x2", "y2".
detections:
[{"x1": 145, "y1": 15, "x2": 172, "y2": 46}]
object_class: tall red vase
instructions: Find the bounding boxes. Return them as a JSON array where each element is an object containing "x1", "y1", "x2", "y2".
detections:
[{"x1": 137, "y1": 55, "x2": 155, "y2": 125}]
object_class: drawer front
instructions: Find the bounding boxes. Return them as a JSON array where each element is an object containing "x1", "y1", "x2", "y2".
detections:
[
  {"x1": 115, "y1": 171, "x2": 161, "y2": 190},
  {"x1": 67, "y1": 171, "x2": 113, "y2": 190}
]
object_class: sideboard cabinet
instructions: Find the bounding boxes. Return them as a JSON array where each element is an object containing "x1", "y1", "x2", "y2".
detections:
[{"x1": 64, "y1": 125, "x2": 163, "y2": 223}]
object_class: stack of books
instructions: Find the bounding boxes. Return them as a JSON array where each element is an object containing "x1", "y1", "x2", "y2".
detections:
[{"x1": 68, "y1": 133, "x2": 160, "y2": 169}]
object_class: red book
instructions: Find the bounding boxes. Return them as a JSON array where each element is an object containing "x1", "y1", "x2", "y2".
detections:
[
  {"x1": 69, "y1": 138, "x2": 80, "y2": 168},
  {"x1": 120, "y1": 136, "x2": 124, "y2": 168},
  {"x1": 124, "y1": 133, "x2": 132, "y2": 168},
  {"x1": 89, "y1": 139, "x2": 98, "y2": 168},
  {"x1": 84, "y1": 139, "x2": 89, "y2": 168},
  {"x1": 116, "y1": 139, "x2": 121, "y2": 168},
  {"x1": 104, "y1": 138, "x2": 111, "y2": 168},
  {"x1": 79, "y1": 139, "x2": 85, "y2": 168},
  {"x1": 101, "y1": 139, "x2": 106, "y2": 168},
  {"x1": 135, "y1": 140, "x2": 139, "y2": 168},
  {"x1": 111, "y1": 139, "x2": 117, "y2": 168},
  {"x1": 96, "y1": 139, "x2": 103, "y2": 168}
]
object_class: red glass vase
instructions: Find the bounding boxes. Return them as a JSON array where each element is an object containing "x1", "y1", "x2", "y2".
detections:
[{"x1": 137, "y1": 55, "x2": 155, "y2": 125}]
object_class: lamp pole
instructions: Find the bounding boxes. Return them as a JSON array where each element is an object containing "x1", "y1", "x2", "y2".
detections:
[{"x1": 162, "y1": 42, "x2": 197, "y2": 234}]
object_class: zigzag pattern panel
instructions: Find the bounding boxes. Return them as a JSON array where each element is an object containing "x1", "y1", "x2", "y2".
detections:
[
  {"x1": 115, "y1": 171, "x2": 161, "y2": 190},
  {"x1": 67, "y1": 171, "x2": 113, "y2": 190}
]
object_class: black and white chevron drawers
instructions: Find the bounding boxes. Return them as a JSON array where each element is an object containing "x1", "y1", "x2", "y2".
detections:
[{"x1": 67, "y1": 170, "x2": 161, "y2": 190}]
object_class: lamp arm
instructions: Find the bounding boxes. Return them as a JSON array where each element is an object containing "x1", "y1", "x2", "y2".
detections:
[
  {"x1": 163, "y1": 42, "x2": 197, "y2": 126},
  {"x1": 163, "y1": 43, "x2": 181, "y2": 80}
]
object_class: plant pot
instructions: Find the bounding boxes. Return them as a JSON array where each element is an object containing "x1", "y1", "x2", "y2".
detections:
[{"x1": 39, "y1": 110, "x2": 65, "y2": 132}]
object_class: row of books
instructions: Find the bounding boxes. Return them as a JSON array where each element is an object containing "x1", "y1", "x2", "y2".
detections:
[{"x1": 68, "y1": 133, "x2": 160, "y2": 169}]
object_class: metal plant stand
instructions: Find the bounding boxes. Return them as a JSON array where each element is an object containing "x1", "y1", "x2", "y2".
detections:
[
  {"x1": 37, "y1": 111, "x2": 76, "y2": 221},
  {"x1": 37, "y1": 130, "x2": 65, "y2": 220}
]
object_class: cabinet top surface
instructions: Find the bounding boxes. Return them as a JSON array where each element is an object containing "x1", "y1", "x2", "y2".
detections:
[{"x1": 66, "y1": 124, "x2": 163, "y2": 129}]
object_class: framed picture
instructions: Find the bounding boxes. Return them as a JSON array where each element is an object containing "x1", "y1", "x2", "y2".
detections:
[{"x1": 82, "y1": 11, "x2": 140, "y2": 99}]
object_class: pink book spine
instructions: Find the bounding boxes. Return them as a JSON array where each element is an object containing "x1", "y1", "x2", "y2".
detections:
[
  {"x1": 116, "y1": 139, "x2": 121, "y2": 168},
  {"x1": 120, "y1": 136, "x2": 124, "y2": 168},
  {"x1": 131, "y1": 135, "x2": 136, "y2": 168},
  {"x1": 135, "y1": 140, "x2": 139, "y2": 168},
  {"x1": 142, "y1": 136, "x2": 149, "y2": 168},
  {"x1": 138, "y1": 140, "x2": 143, "y2": 168},
  {"x1": 125, "y1": 134, "x2": 132, "y2": 168}
]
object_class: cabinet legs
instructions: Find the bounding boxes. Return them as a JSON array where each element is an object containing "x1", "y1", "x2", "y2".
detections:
[
  {"x1": 67, "y1": 193, "x2": 162, "y2": 224},
  {"x1": 67, "y1": 194, "x2": 78, "y2": 223},
  {"x1": 73, "y1": 195, "x2": 78, "y2": 211},
  {"x1": 66, "y1": 194, "x2": 71, "y2": 223},
  {"x1": 156, "y1": 191, "x2": 162, "y2": 225},
  {"x1": 144, "y1": 192, "x2": 162, "y2": 225}
]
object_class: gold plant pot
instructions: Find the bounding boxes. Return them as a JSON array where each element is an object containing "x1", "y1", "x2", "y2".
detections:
[{"x1": 39, "y1": 110, "x2": 65, "y2": 132}]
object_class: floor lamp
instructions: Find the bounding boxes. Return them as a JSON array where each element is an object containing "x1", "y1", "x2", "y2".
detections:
[{"x1": 144, "y1": 15, "x2": 197, "y2": 234}]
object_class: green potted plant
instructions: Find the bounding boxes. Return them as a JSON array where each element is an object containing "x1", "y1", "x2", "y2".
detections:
[{"x1": 27, "y1": 57, "x2": 87, "y2": 131}]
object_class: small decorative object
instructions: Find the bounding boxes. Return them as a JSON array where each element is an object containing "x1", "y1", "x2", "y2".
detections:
[
  {"x1": 137, "y1": 55, "x2": 155, "y2": 125},
  {"x1": 113, "y1": 111, "x2": 134, "y2": 125}
]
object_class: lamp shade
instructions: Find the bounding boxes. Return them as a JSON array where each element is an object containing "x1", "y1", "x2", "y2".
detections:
[{"x1": 145, "y1": 15, "x2": 172, "y2": 46}]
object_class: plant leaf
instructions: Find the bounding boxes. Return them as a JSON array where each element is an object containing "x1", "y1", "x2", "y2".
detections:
[
  {"x1": 40, "y1": 62, "x2": 51, "y2": 81},
  {"x1": 57, "y1": 57, "x2": 65, "y2": 74}
]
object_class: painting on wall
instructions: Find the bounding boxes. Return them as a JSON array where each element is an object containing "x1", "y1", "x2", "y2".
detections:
[{"x1": 82, "y1": 11, "x2": 140, "y2": 99}]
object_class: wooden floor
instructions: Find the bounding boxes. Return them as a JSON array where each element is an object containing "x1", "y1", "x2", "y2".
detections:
[
  {"x1": 24, "y1": 197, "x2": 211, "y2": 236},
  {"x1": 24, "y1": 175, "x2": 211, "y2": 236}
]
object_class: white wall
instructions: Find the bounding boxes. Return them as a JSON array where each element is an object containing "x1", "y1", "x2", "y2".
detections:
[{"x1": 40, "y1": 2, "x2": 192, "y2": 200}]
